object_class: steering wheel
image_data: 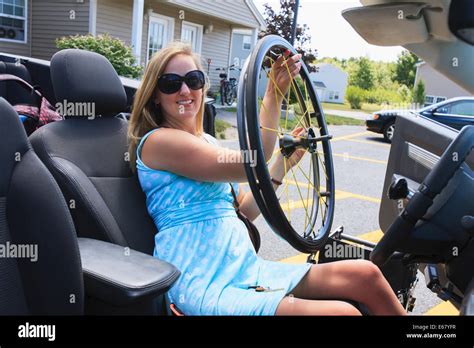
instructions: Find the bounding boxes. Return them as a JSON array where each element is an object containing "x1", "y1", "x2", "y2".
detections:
[
  {"x1": 370, "y1": 125, "x2": 474, "y2": 266},
  {"x1": 237, "y1": 35, "x2": 335, "y2": 253}
]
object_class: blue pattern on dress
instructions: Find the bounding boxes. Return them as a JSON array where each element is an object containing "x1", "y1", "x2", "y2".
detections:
[{"x1": 136, "y1": 128, "x2": 311, "y2": 315}]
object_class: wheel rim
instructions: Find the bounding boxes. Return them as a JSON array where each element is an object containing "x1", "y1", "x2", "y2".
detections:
[
  {"x1": 387, "y1": 124, "x2": 395, "y2": 140},
  {"x1": 237, "y1": 35, "x2": 335, "y2": 253}
]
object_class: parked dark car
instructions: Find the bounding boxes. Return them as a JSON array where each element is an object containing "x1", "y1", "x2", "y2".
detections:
[{"x1": 366, "y1": 97, "x2": 474, "y2": 142}]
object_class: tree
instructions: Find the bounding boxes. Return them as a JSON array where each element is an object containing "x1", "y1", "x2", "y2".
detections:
[
  {"x1": 412, "y1": 79, "x2": 425, "y2": 105},
  {"x1": 393, "y1": 50, "x2": 419, "y2": 88},
  {"x1": 350, "y1": 57, "x2": 374, "y2": 90},
  {"x1": 259, "y1": 0, "x2": 317, "y2": 72}
]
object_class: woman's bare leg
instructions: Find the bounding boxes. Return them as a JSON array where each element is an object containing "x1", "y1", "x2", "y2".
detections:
[
  {"x1": 275, "y1": 296, "x2": 362, "y2": 315},
  {"x1": 289, "y1": 260, "x2": 406, "y2": 315}
]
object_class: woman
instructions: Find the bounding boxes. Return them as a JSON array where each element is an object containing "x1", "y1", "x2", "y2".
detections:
[{"x1": 128, "y1": 42, "x2": 406, "y2": 316}]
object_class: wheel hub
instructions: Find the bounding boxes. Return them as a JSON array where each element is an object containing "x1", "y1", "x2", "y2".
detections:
[{"x1": 279, "y1": 127, "x2": 332, "y2": 157}]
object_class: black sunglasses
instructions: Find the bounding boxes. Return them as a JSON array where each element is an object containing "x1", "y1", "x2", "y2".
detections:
[{"x1": 157, "y1": 70, "x2": 205, "y2": 94}]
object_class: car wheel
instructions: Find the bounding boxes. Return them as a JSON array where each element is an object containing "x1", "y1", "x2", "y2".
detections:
[{"x1": 383, "y1": 120, "x2": 395, "y2": 142}]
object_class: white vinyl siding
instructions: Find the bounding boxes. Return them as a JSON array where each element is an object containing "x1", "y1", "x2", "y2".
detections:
[
  {"x1": 31, "y1": 0, "x2": 89, "y2": 60},
  {"x1": 168, "y1": 0, "x2": 260, "y2": 28},
  {"x1": 96, "y1": 0, "x2": 132, "y2": 45}
]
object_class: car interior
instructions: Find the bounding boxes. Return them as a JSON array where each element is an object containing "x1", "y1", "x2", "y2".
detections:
[{"x1": 0, "y1": 0, "x2": 472, "y2": 317}]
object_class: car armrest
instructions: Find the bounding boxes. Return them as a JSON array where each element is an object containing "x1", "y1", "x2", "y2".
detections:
[{"x1": 78, "y1": 238, "x2": 180, "y2": 306}]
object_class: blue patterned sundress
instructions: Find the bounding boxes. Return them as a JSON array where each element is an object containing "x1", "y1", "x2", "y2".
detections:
[{"x1": 136, "y1": 128, "x2": 311, "y2": 315}]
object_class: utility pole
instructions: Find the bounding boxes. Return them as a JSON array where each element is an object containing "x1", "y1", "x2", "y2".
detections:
[
  {"x1": 290, "y1": 0, "x2": 300, "y2": 45},
  {"x1": 282, "y1": 0, "x2": 300, "y2": 120}
]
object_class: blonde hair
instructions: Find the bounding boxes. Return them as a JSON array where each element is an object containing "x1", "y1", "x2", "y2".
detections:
[{"x1": 127, "y1": 41, "x2": 209, "y2": 171}]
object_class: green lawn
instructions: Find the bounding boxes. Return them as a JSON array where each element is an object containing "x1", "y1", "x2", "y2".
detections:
[
  {"x1": 221, "y1": 100, "x2": 382, "y2": 114},
  {"x1": 322, "y1": 102, "x2": 382, "y2": 113},
  {"x1": 280, "y1": 114, "x2": 364, "y2": 131},
  {"x1": 216, "y1": 102, "x2": 365, "y2": 139}
]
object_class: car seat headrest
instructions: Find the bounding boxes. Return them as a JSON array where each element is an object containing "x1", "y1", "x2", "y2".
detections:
[{"x1": 50, "y1": 49, "x2": 127, "y2": 118}]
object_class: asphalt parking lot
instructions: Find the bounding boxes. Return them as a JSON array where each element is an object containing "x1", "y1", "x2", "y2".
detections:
[{"x1": 218, "y1": 118, "x2": 457, "y2": 315}]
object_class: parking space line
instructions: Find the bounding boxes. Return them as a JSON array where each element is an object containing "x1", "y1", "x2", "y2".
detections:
[
  {"x1": 344, "y1": 138, "x2": 391, "y2": 148},
  {"x1": 283, "y1": 179, "x2": 381, "y2": 204},
  {"x1": 343, "y1": 191, "x2": 381, "y2": 204},
  {"x1": 280, "y1": 253, "x2": 312, "y2": 264},
  {"x1": 424, "y1": 301, "x2": 459, "y2": 315},
  {"x1": 280, "y1": 191, "x2": 354, "y2": 212},
  {"x1": 355, "y1": 229, "x2": 384, "y2": 243},
  {"x1": 331, "y1": 131, "x2": 371, "y2": 142},
  {"x1": 331, "y1": 152, "x2": 388, "y2": 164}
]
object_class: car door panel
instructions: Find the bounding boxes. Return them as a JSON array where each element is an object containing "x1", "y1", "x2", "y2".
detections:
[{"x1": 379, "y1": 114, "x2": 474, "y2": 233}]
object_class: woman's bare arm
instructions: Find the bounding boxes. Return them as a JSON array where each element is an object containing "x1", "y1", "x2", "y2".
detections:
[
  {"x1": 141, "y1": 127, "x2": 247, "y2": 182},
  {"x1": 141, "y1": 53, "x2": 302, "y2": 183}
]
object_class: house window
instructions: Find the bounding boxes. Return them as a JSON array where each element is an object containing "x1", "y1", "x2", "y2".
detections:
[
  {"x1": 425, "y1": 96, "x2": 435, "y2": 105},
  {"x1": 242, "y1": 35, "x2": 251, "y2": 50},
  {"x1": 435, "y1": 96, "x2": 446, "y2": 103},
  {"x1": 334, "y1": 91, "x2": 339, "y2": 100},
  {"x1": 329, "y1": 91, "x2": 334, "y2": 100},
  {"x1": 181, "y1": 21, "x2": 203, "y2": 54},
  {"x1": 0, "y1": 0, "x2": 26, "y2": 43},
  {"x1": 147, "y1": 14, "x2": 174, "y2": 62}
]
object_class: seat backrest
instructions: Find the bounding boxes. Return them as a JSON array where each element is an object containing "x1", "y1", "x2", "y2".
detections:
[
  {"x1": 0, "y1": 97, "x2": 83, "y2": 315},
  {"x1": 30, "y1": 49, "x2": 157, "y2": 255},
  {"x1": 0, "y1": 61, "x2": 37, "y2": 106}
]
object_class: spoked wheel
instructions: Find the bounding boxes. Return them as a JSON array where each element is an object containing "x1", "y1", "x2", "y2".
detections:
[{"x1": 237, "y1": 35, "x2": 335, "y2": 253}]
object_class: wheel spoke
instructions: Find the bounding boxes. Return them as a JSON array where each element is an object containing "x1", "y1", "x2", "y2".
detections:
[
  {"x1": 259, "y1": 125, "x2": 308, "y2": 139},
  {"x1": 316, "y1": 150, "x2": 329, "y2": 181},
  {"x1": 288, "y1": 163, "x2": 313, "y2": 229}
]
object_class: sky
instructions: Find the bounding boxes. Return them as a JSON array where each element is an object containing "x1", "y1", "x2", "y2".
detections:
[{"x1": 254, "y1": 0, "x2": 404, "y2": 62}]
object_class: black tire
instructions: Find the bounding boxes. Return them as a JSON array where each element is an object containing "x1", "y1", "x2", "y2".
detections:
[
  {"x1": 219, "y1": 84, "x2": 226, "y2": 106},
  {"x1": 383, "y1": 120, "x2": 395, "y2": 142},
  {"x1": 237, "y1": 35, "x2": 335, "y2": 253},
  {"x1": 225, "y1": 84, "x2": 234, "y2": 106}
]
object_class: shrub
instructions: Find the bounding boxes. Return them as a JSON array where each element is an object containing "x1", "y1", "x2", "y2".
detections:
[
  {"x1": 397, "y1": 84, "x2": 412, "y2": 103},
  {"x1": 56, "y1": 33, "x2": 142, "y2": 78},
  {"x1": 365, "y1": 88, "x2": 401, "y2": 105},
  {"x1": 345, "y1": 86, "x2": 365, "y2": 109}
]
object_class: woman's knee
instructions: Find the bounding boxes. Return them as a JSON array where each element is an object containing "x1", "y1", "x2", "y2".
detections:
[{"x1": 352, "y1": 259, "x2": 384, "y2": 284}]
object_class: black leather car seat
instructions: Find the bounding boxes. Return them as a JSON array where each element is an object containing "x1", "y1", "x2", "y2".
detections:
[
  {"x1": 30, "y1": 49, "x2": 157, "y2": 255},
  {"x1": 0, "y1": 97, "x2": 84, "y2": 315},
  {"x1": 0, "y1": 61, "x2": 37, "y2": 106}
]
